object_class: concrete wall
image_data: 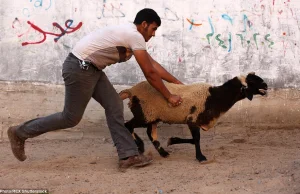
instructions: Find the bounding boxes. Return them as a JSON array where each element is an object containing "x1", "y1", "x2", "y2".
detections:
[
  {"x1": 1, "y1": 0, "x2": 300, "y2": 87},
  {"x1": 1, "y1": 1, "x2": 300, "y2": 140}
]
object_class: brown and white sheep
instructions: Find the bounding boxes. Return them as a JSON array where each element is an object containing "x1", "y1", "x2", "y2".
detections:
[{"x1": 119, "y1": 72, "x2": 268, "y2": 162}]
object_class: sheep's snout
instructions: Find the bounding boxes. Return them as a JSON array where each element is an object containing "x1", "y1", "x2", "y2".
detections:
[{"x1": 259, "y1": 89, "x2": 268, "y2": 96}]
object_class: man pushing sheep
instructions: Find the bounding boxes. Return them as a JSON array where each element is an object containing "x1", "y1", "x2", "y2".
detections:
[{"x1": 7, "y1": 8, "x2": 183, "y2": 171}]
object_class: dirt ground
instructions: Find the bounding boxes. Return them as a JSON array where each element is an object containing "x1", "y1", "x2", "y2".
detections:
[{"x1": 0, "y1": 125, "x2": 300, "y2": 194}]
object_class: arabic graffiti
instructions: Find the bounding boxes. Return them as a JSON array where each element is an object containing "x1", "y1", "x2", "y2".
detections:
[
  {"x1": 206, "y1": 17, "x2": 215, "y2": 45},
  {"x1": 221, "y1": 14, "x2": 233, "y2": 52},
  {"x1": 215, "y1": 34, "x2": 227, "y2": 49},
  {"x1": 264, "y1": 34, "x2": 275, "y2": 48},
  {"x1": 222, "y1": 14, "x2": 233, "y2": 25},
  {"x1": 206, "y1": 14, "x2": 274, "y2": 51},
  {"x1": 13, "y1": 19, "x2": 83, "y2": 46},
  {"x1": 242, "y1": 14, "x2": 252, "y2": 32}
]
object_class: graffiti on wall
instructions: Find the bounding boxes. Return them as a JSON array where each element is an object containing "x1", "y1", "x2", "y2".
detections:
[
  {"x1": 205, "y1": 14, "x2": 275, "y2": 51},
  {"x1": 3, "y1": 0, "x2": 300, "y2": 87},
  {"x1": 182, "y1": 0, "x2": 299, "y2": 57},
  {"x1": 12, "y1": 0, "x2": 83, "y2": 46},
  {"x1": 12, "y1": 18, "x2": 83, "y2": 46}
]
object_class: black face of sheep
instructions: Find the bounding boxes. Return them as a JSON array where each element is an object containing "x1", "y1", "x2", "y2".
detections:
[
  {"x1": 243, "y1": 73, "x2": 268, "y2": 100},
  {"x1": 121, "y1": 73, "x2": 268, "y2": 163}
]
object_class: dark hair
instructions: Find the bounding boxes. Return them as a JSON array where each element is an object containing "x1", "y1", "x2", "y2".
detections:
[{"x1": 134, "y1": 8, "x2": 161, "y2": 26}]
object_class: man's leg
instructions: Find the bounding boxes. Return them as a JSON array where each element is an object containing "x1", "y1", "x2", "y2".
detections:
[
  {"x1": 92, "y1": 71, "x2": 139, "y2": 159},
  {"x1": 8, "y1": 54, "x2": 100, "y2": 161},
  {"x1": 92, "y1": 71, "x2": 153, "y2": 169}
]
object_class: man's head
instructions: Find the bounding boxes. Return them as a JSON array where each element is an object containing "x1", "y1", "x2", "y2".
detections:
[{"x1": 134, "y1": 8, "x2": 161, "y2": 42}]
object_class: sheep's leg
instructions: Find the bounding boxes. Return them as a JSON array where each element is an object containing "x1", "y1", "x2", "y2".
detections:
[
  {"x1": 167, "y1": 135, "x2": 207, "y2": 162},
  {"x1": 124, "y1": 118, "x2": 146, "y2": 154},
  {"x1": 188, "y1": 124, "x2": 207, "y2": 162},
  {"x1": 167, "y1": 137, "x2": 194, "y2": 145},
  {"x1": 146, "y1": 123, "x2": 169, "y2": 157}
]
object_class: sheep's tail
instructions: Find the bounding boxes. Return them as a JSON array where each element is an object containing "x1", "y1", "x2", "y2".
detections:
[{"x1": 119, "y1": 89, "x2": 132, "y2": 100}]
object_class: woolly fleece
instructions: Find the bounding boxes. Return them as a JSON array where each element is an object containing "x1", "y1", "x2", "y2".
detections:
[{"x1": 121, "y1": 81, "x2": 211, "y2": 124}]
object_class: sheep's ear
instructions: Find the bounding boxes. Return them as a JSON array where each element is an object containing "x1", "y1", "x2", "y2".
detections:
[
  {"x1": 248, "y1": 72, "x2": 255, "y2": 75},
  {"x1": 238, "y1": 76, "x2": 248, "y2": 87}
]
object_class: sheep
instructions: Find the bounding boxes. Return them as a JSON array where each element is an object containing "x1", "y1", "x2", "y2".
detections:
[{"x1": 119, "y1": 72, "x2": 268, "y2": 162}]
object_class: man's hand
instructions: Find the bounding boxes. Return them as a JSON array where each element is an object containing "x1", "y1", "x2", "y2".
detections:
[
  {"x1": 168, "y1": 94, "x2": 183, "y2": 107},
  {"x1": 134, "y1": 50, "x2": 173, "y2": 100}
]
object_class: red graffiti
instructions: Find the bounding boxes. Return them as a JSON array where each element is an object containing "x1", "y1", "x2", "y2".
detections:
[{"x1": 20, "y1": 19, "x2": 83, "y2": 46}]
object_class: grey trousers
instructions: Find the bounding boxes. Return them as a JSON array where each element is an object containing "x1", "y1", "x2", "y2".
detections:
[{"x1": 16, "y1": 53, "x2": 139, "y2": 159}]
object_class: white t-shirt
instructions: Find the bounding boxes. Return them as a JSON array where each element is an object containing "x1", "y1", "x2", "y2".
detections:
[{"x1": 72, "y1": 23, "x2": 146, "y2": 70}]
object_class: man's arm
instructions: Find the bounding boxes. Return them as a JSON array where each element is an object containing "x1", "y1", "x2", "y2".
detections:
[
  {"x1": 147, "y1": 53, "x2": 183, "y2": 84},
  {"x1": 133, "y1": 50, "x2": 182, "y2": 106}
]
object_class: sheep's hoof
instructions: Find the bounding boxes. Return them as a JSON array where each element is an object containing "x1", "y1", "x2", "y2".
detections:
[
  {"x1": 158, "y1": 147, "x2": 170, "y2": 157},
  {"x1": 138, "y1": 146, "x2": 145, "y2": 154},
  {"x1": 198, "y1": 156, "x2": 215, "y2": 164},
  {"x1": 199, "y1": 159, "x2": 215, "y2": 164},
  {"x1": 135, "y1": 138, "x2": 145, "y2": 154},
  {"x1": 197, "y1": 155, "x2": 207, "y2": 162},
  {"x1": 159, "y1": 150, "x2": 170, "y2": 158}
]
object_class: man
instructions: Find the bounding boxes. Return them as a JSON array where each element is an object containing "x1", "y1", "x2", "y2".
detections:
[{"x1": 7, "y1": 8, "x2": 183, "y2": 170}]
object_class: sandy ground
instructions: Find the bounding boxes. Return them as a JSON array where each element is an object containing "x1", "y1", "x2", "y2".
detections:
[{"x1": 0, "y1": 125, "x2": 300, "y2": 194}]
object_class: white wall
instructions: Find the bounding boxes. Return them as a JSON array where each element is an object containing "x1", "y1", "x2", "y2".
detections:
[{"x1": 1, "y1": 0, "x2": 300, "y2": 88}]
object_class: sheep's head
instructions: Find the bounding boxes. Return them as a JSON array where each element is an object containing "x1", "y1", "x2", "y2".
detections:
[{"x1": 240, "y1": 72, "x2": 268, "y2": 101}]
